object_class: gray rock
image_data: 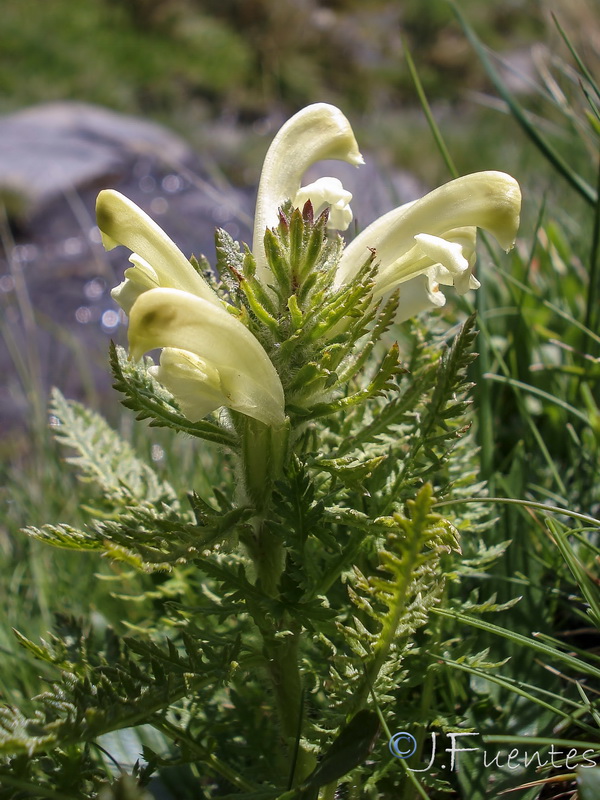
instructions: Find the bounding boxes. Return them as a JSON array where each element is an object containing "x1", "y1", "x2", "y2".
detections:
[
  {"x1": 0, "y1": 102, "x2": 194, "y2": 216},
  {"x1": 0, "y1": 102, "x2": 253, "y2": 438}
]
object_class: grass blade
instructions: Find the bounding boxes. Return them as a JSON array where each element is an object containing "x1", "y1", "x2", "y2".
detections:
[
  {"x1": 402, "y1": 36, "x2": 458, "y2": 180},
  {"x1": 451, "y1": 1, "x2": 597, "y2": 206},
  {"x1": 432, "y1": 607, "x2": 600, "y2": 680}
]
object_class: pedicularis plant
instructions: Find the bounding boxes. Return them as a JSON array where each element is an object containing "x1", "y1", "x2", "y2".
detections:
[{"x1": 0, "y1": 105, "x2": 521, "y2": 799}]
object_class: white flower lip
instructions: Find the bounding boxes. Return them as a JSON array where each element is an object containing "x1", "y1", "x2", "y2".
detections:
[
  {"x1": 128, "y1": 288, "x2": 286, "y2": 427},
  {"x1": 293, "y1": 177, "x2": 354, "y2": 232}
]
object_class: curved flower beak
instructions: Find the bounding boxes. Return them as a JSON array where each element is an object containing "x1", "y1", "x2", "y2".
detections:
[
  {"x1": 96, "y1": 189, "x2": 222, "y2": 312},
  {"x1": 335, "y1": 171, "x2": 521, "y2": 315},
  {"x1": 128, "y1": 288, "x2": 286, "y2": 427},
  {"x1": 252, "y1": 103, "x2": 363, "y2": 284}
]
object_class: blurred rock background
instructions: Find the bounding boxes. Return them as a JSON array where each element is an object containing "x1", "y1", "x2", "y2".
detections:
[{"x1": 1, "y1": 0, "x2": 598, "y2": 452}]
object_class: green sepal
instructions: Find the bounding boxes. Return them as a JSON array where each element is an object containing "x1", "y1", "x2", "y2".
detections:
[
  {"x1": 239, "y1": 273, "x2": 281, "y2": 334},
  {"x1": 305, "y1": 281, "x2": 373, "y2": 342},
  {"x1": 299, "y1": 209, "x2": 330, "y2": 281},
  {"x1": 215, "y1": 229, "x2": 282, "y2": 335},
  {"x1": 287, "y1": 294, "x2": 304, "y2": 329},
  {"x1": 264, "y1": 228, "x2": 292, "y2": 298},
  {"x1": 288, "y1": 342, "x2": 403, "y2": 421},
  {"x1": 286, "y1": 361, "x2": 335, "y2": 400},
  {"x1": 215, "y1": 227, "x2": 245, "y2": 292},
  {"x1": 243, "y1": 245, "x2": 279, "y2": 315},
  {"x1": 289, "y1": 205, "x2": 304, "y2": 277}
]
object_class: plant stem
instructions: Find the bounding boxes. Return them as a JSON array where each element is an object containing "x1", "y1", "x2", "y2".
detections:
[
  {"x1": 238, "y1": 416, "x2": 314, "y2": 782},
  {"x1": 263, "y1": 623, "x2": 316, "y2": 785},
  {"x1": 240, "y1": 416, "x2": 289, "y2": 595},
  {"x1": 151, "y1": 716, "x2": 257, "y2": 792}
]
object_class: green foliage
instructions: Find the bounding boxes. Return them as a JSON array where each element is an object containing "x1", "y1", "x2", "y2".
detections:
[
  {"x1": 0, "y1": 616, "x2": 235, "y2": 795},
  {"x1": 49, "y1": 388, "x2": 177, "y2": 509},
  {"x1": 0, "y1": 1, "x2": 252, "y2": 117},
  {"x1": 3, "y1": 11, "x2": 600, "y2": 799},
  {"x1": 0, "y1": 0, "x2": 557, "y2": 123}
]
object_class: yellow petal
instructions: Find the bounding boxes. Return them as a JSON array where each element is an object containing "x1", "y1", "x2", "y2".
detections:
[
  {"x1": 128, "y1": 288, "x2": 285, "y2": 427},
  {"x1": 253, "y1": 103, "x2": 363, "y2": 284},
  {"x1": 148, "y1": 348, "x2": 228, "y2": 421},
  {"x1": 336, "y1": 171, "x2": 521, "y2": 287},
  {"x1": 96, "y1": 189, "x2": 222, "y2": 308},
  {"x1": 111, "y1": 255, "x2": 160, "y2": 314}
]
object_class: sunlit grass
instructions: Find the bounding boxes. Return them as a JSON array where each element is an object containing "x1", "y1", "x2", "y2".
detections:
[{"x1": 0, "y1": 5, "x2": 599, "y2": 797}]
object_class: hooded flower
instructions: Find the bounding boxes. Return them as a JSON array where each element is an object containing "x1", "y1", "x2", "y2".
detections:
[
  {"x1": 127, "y1": 288, "x2": 285, "y2": 427},
  {"x1": 333, "y1": 171, "x2": 521, "y2": 321},
  {"x1": 252, "y1": 103, "x2": 364, "y2": 284},
  {"x1": 96, "y1": 192, "x2": 285, "y2": 427},
  {"x1": 96, "y1": 189, "x2": 222, "y2": 313},
  {"x1": 97, "y1": 103, "x2": 521, "y2": 425},
  {"x1": 250, "y1": 105, "x2": 520, "y2": 321}
]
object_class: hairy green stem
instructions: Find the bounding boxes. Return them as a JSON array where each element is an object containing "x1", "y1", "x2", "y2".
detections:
[
  {"x1": 261, "y1": 620, "x2": 317, "y2": 785},
  {"x1": 238, "y1": 415, "x2": 289, "y2": 594},
  {"x1": 241, "y1": 417, "x2": 287, "y2": 512},
  {"x1": 238, "y1": 415, "x2": 314, "y2": 782}
]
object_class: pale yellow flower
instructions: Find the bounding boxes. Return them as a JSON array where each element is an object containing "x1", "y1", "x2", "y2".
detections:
[
  {"x1": 128, "y1": 288, "x2": 285, "y2": 427},
  {"x1": 252, "y1": 103, "x2": 363, "y2": 284},
  {"x1": 97, "y1": 192, "x2": 285, "y2": 426},
  {"x1": 334, "y1": 171, "x2": 521, "y2": 321}
]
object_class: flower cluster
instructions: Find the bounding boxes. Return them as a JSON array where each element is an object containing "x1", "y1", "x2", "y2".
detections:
[{"x1": 96, "y1": 103, "x2": 521, "y2": 428}]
